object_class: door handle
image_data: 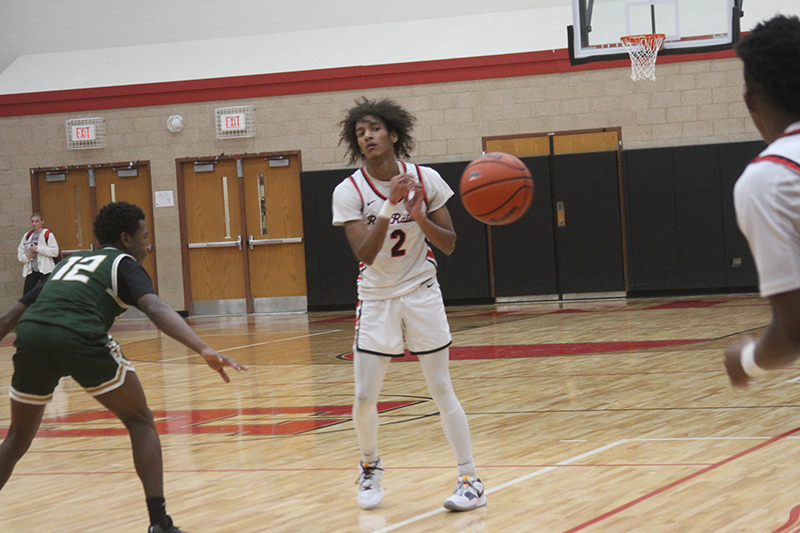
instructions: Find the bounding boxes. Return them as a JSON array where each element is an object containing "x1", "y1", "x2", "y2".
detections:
[
  {"x1": 188, "y1": 235, "x2": 243, "y2": 251},
  {"x1": 63, "y1": 245, "x2": 94, "y2": 253},
  {"x1": 248, "y1": 235, "x2": 303, "y2": 250},
  {"x1": 556, "y1": 201, "x2": 566, "y2": 227}
]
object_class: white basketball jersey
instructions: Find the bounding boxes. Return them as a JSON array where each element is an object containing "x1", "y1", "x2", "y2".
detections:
[
  {"x1": 332, "y1": 161, "x2": 453, "y2": 300},
  {"x1": 734, "y1": 121, "x2": 800, "y2": 297}
]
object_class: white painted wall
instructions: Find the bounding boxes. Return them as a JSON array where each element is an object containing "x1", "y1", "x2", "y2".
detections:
[
  {"x1": 0, "y1": 7, "x2": 572, "y2": 94},
  {"x1": 0, "y1": 0, "x2": 567, "y2": 74},
  {"x1": 1, "y1": 0, "x2": 796, "y2": 94}
]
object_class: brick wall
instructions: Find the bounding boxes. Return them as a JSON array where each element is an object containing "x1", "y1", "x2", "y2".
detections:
[{"x1": 0, "y1": 57, "x2": 760, "y2": 310}]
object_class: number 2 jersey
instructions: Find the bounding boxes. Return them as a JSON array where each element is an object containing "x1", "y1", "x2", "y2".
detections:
[
  {"x1": 18, "y1": 246, "x2": 156, "y2": 344},
  {"x1": 332, "y1": 162, "x2": 454, "y2": 301}
]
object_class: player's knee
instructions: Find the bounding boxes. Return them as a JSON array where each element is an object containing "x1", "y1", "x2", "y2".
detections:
[
  {"x1": 426, "y1": 376, "x2": 453, "y2": 401},
  {"x1": 353, "y1": 389, "x2": 378, "y2": 408},
  {"x1": 2, "y1": 426, "x2": 36, "y2": 458},
  {"x1": 118, "y1": 406, "x2": 155, "y2": 430}
]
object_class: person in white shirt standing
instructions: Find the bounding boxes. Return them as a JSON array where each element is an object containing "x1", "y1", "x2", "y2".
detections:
[
  {"x1": 332, "y1": 97, "x2": 485, "y2": 512},
  {"x1": 17, "y1": 212, "x2": 59, "y2": 295},
  {"x1": 724, "y1": 15, "x2": 800, "y2": 386}
]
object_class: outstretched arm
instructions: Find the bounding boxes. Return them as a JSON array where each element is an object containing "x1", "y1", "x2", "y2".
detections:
[
  {"x1": 136, "y1": 293, "x2": 247, "y2": 382},
  {"x1": 0, "y1": 283, "x2": 42, "y2": 342},
  {"x1": 0, "y1": 302, "x2": 28, "y2": 343},
  {"x1": 724, "y1": 287, "x2": 800, "y2": 387}
]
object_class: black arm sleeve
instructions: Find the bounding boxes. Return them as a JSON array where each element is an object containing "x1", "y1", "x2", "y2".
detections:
[
  {"x1": 117, "y1": 257, "x2": 157, "y2": 308},
  {"x1": 19, "y1": 282, "x2": 44, "y2": 307}
]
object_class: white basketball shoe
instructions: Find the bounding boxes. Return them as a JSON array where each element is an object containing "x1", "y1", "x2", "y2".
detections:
[
  {"x1": 356, "y1": 458, "x2": 384, "y2": 510},
  {"x1": 443, "y1": 475, "x2": 487, "y2": 511}
]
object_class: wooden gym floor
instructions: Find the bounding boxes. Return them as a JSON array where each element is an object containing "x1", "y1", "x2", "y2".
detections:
[{"x1": 2, "y1": 293, "x2": 800, "y2": 533}]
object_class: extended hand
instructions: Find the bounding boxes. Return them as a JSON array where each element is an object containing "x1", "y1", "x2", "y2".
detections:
[
  {"x1": 724, "y1": 336, "x2": 753, "y2": 388},
  {"x1": 405, "y1": 182, "x2": 424, "y2": 220},
  {"x1": 200, "y1": 348, "x2": 248, "y2": 383},
  {"x1": 388, "y1": 173, "x2": 414, "y2": 204}
]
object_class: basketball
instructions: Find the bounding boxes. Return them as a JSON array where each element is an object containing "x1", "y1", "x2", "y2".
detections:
[{"x1": 459, "y1": 152, "x2": 534, "y2": 225}]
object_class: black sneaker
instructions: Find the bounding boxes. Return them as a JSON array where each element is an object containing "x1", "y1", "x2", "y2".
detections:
[{"x1": 148, "y1": 525, "x2": 188, "y2": 533}]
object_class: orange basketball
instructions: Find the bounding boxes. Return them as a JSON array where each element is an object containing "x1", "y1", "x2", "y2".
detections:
[{"x1": 459, "y1": 152, "x2": 534, "y2": 225}]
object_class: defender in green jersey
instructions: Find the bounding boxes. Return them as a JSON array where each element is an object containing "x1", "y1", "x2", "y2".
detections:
[{"x1": 0, "y1": 202, "x2": 246, "y2": 533}]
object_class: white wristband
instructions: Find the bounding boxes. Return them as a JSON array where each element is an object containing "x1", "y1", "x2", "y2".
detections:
[
  {"x1": 740, "y1": 340, "x2": 766, "y2": 378},
  {"x1": 378, "y1": 199, "x2": 401, "y2": 219}
]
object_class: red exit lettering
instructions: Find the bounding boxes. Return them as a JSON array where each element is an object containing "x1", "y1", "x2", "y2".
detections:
[
  {"x1": 75, "y1": 126, "x2": 91, "y2": 139},
  {"x1": 225, "y1": 116, "x2": 240, "y2": 129}
]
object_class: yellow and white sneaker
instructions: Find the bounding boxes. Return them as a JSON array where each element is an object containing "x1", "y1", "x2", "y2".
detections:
[
  {"x1": 356, "y1": 458, "x2": 384, "y2": 510},
  {"x1": 443, "y1": 475, "x2": 487, "y2": 511}
]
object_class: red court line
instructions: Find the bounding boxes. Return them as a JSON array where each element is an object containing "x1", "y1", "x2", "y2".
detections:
[
  {"x1": 0, "y1": 401, "x2": 419, "y2": 438},
  {"x1": 561, "y1": 426, "x2": 800, "y2": 533},
  {"x1": 108, "y1": 322, "x2": 159, "y2": 332},
  {"x1": 12, "y1": 462, "x2": 716, "y2": 477},
  {"x1": 448, "y1": 310, "x2": 523, "y2": 319},
  {"x1": 309, "y1": 316, "x2": 356, "y2": 324},
  {"x1": 643, "y1": 300, "x2": 728, "y2": 310},
  {"x1": 773, "y1": 504, "x2": 800, "y2": 533},
  {"x1": 341, "y1": 339, "x2": 707, "y2": 361}
]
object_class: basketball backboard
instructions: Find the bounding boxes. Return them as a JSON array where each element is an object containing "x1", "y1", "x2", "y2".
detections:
[{"x1": 569, "y1": 0, "x2": 742, "y2": 64}]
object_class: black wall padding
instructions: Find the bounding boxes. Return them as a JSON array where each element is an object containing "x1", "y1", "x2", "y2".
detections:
[
  {"x1": 624, "y1": 140, "x2": 764, "y2": 292},
  {"x1": 624, "y1": 147, "x2": 679, "y2": 291},
  {"x1": 673, "y1": 144, "x2": 727, "y2": 288},
  {"x1": 301, "y1": 162, "x2": 492, "y2": 308},
  {"x1": 719, "y1": 140, "x2": 765, "y2": 287},
  {"x1": 425, "y1": 161, "x2": 492, "y2": 302},
  {"x1": 490, "y1": 156, "x2": 557, "y2": 297},
  {"x1": 551, "y1": 151, "x2": 625, "y2": 294},
  {"x1": 300, "y1": 168, "x2": 359, "y2": 310}
]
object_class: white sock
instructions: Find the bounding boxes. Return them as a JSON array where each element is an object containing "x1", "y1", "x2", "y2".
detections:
[
  {"x1": 353, "y1": 351, "x2": 390, "y2": 464},
  {"x1": 419, "y1": 348, "x2": 477, "y2": 478},
  {"x1": 441, "y1": 405, "x2": 477, "y2": 478}
]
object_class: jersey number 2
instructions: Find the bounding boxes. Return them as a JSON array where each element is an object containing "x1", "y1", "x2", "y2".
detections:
[{"x1": 390, "y1": 229, "x2": 407, "y2": 257}]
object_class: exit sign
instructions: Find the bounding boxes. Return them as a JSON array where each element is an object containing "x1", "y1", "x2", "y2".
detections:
[
  {"x1": 65, "y1": 117, "x2": 105, "y2": 149},
  {"x1": 220, "y1": 113, "x2": 246, "y2": 132},
  {"x1": 215, "y1": 106, "x2": 255, "y2": 139},
  {"x1": 71, "y1": 124, "x2": 96, "y2": 141}
]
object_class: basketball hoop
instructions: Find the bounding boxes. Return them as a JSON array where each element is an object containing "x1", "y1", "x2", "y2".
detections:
[{"x1": 620, "y1": 34, "x2": 665, "y2": 81}]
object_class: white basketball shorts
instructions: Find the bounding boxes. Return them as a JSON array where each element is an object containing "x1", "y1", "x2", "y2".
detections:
[{"x1": 354, "y1": 278, "x2": 452, "y2": 357}]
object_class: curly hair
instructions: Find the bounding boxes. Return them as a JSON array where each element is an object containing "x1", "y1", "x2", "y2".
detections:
[
  {"x1": 736, "y1": 15, "x2": 800, "y2": 116},
  {"x1": 338, "y1": 97, "x2": 416, "y2": 165},
  {"x1": 93, "y1": 201, "x2": 146, "y2": 245}
]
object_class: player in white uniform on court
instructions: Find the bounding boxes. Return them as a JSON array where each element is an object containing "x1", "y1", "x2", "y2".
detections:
[
  {"x1": 724, "y1": 15, "x2": 800, "y2": 386},
  {"x1": 332, "y1": 98, "x2": 485, "y2": 511}
]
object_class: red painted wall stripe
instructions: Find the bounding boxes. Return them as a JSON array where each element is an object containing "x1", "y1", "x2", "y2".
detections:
[{"x1": 0, "y1": 48, "x2": 737, "y2": 117}]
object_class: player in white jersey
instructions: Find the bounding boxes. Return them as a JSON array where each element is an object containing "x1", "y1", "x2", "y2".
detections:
[
  {"x1": 332, "y1": 98, "x2": 485, "y2": 511},
  {"x1": 723, "y1": 16, "x2": 800, "y2": 387}
]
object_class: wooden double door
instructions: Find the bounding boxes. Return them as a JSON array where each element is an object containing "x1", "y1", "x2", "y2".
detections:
[
  {"x1": 31, "y1": 163, "x2": 157, "y2": 291},
  {"x1": 485, "y1": 129, "x2": 626, "y2": 298},
  {"x1": 177, "y1": 152, "x2": 307, "y2": 315}
]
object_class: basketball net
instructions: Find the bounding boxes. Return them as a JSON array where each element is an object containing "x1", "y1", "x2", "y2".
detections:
[{"x1": 620, "y1": 34, "x2": 665, "y2": 81}]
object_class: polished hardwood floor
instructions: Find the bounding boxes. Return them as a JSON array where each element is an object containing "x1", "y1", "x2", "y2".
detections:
[{"x1": 2, "y1": 294, "x2": 800, "y2": 533}]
